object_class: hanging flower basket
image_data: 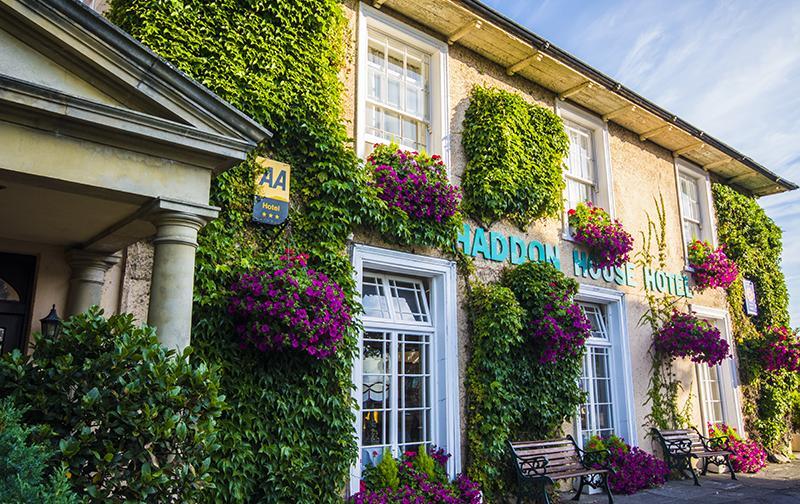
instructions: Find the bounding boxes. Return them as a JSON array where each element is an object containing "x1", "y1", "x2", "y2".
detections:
[
  {"x1": 528, "y1": 291, "x2": 591, "y2": 364},
  {"x1": 227, "y1": 250, "x2": 352, "y2": 359},
  {"x1": 687, "y1": 239, "x2": 739, "y2": 290},
  {"x1": 760, "y1": 325, "x2": 800, "y2": 372},
  {"x1": 567, "y1": 202, "x2": 634, "y2": 269},
  {"x1": 367, "y1": 144, "x2": 462, "y2": 224},
  {"x1": 654, "y1": 310, "x2": 729, "y2": 366}
]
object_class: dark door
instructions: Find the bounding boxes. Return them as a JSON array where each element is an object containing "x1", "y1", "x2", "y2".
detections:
[{"x1": 0, "y1": 252, "x2": 36, "y2": 354}]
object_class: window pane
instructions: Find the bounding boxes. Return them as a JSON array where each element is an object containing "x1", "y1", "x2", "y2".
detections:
[
  {"x1": 581, "y1": 345, "x2": 615, "y2": 440},
  {"x1": 363, "y1": 276, "x2": 391, "y2": 318},
  {"x1": 0, "y1": 279, "x2": 20, "y2": 302},
  {"x1": 389, "y1": 279, "x2": 430, "y2": 323},
  {"x1": 567, "y1": 178, "x2": 593, "y2": 210},
  {"x1": 364, "y1": 29, "x2": 431, "y2": 152}
]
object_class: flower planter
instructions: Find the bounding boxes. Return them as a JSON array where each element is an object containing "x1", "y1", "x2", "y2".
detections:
[
  {"x1": 687, "y1": 239, "x2": 739, "y2": 290},
  {"x1": 567, "y1": 202, "x2": 633, "y2": 269}
]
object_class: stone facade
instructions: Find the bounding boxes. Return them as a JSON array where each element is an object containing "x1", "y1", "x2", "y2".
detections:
[{"x1": 338, "y1": 0, "x2": 739, "y2": 462}]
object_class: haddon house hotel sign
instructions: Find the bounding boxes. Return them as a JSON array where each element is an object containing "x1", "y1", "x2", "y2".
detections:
[{"x1": 457, "y1": 224, "x2": 693, "y2": 298}]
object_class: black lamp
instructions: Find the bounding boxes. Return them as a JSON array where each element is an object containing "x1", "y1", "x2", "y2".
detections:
[{"x1": 40, "y1": 304, "x2": 62, "y2": 338}]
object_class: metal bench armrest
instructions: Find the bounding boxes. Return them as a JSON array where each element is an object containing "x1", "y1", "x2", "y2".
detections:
[
  {"x1": 516, "y1": 454, "x2": 549, "y2": 478},
  {"x1": 664, "y1": 438, "x2": 693, "y2": 456}
]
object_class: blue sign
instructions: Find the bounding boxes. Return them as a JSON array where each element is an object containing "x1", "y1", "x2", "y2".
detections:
[
  {"x1": 743, "y1": 278, "x2": 758, "y2": 316},
  {"x1": 456, "y1": 223, "x2": 693, "y2": 298}
]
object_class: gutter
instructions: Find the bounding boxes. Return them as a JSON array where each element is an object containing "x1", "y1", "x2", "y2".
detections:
[{"x1": 460, "y1": 0, "x2": 797, "y2": 193}]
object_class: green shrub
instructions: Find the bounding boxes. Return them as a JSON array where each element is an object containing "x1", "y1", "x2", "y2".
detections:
[
  {"x1": 0, "y1": 399, "x2": 80, "y2": 504},
  {"x1": 466, "y1": 263, "x2": 586, "y2": 501},
  {"x1": 462, "y1": 86, "x2": 569, "y2": 228},
  {"x1": 0, "y1": 308, "x2": 224, "y2": 502}
]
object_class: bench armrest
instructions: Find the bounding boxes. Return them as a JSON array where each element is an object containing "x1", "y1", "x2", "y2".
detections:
[
  {"x1": 575, "y1": 446, "x2": 613, "y2": 470},
  {"x1": 664, "y1": 438, "x2": 693, "y2": 456},
  {"x1": 515, "y1": 455, "x2": 549, "y2": 478},
  {"x1": 702, "y1": 434, "x2": 730, "y2": 451}
]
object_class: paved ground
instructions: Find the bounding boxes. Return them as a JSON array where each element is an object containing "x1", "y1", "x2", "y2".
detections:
[{"x1": 558, "y1": 459, "x2": 800, "y2": 503}]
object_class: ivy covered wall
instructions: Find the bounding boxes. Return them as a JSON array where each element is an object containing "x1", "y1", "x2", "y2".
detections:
[
  {"x1": 109, "y1": 1, "x2": 376, "y2": 500},
  {"x1": 712, "y1": 183, "x2": 798, "y2": 453}
]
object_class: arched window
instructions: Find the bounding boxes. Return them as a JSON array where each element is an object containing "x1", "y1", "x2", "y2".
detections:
[{"x1": 0, "y1": 278, "x2": 20, "y2": 302}]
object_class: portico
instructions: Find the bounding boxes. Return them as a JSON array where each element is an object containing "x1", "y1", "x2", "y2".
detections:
[{"x1": 0, "y1": 0, "x2": 270, "y2": 353}]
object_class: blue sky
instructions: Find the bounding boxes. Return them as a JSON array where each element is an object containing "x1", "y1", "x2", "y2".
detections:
[{"x1": 482, "y1": 0, "x2": 800, "y2": 324}]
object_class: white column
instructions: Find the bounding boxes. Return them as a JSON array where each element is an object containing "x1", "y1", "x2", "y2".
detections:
[
  {"x1": 65, "y1": 250, "x2": 120, "y2": 317},
  {"x1": 146, "y1": 211, "x2": 206, "y2": 352}
]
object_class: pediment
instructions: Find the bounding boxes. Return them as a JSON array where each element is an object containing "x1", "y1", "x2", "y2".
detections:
[{"x1": 0, "y1": 0, "x2": 270, "y2": 162}]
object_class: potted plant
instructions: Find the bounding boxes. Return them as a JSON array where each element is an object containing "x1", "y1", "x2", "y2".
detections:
[
  {"x1": 568, "y1": 202, "x2": 634, "y2": 269},
  {"x1": 654, "y1": 310, "x2": 729, "y2": 366},
  {"x1": 687, "y1": 239, "x2": 739, "y2": 290}
]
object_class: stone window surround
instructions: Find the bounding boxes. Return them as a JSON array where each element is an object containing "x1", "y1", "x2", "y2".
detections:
[
  {"x1": 574, "y1": 284, "x2": 637, "y2": 448},
  {"x1": 689, "y1": 304, "x2": 744, "y2": 436}
]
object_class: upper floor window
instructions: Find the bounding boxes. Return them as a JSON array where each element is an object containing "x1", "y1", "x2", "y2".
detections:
[
  {"x1": 366, "y1": 32, "x2": 430, "y2": 153},
  {"x1": 675, "y1": 159, "x2": 715, "y2": 256},
  {"x1": 564, "y1": 122, "x2": 597, "y2": 210},
  {"x1": 558, "y1": 101, "x2": 614, "y2": 232},
  {"x1": 357, "y1": 4, "x2": 448, "y2": 160}
]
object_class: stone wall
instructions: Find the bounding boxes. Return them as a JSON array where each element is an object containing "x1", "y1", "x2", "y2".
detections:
[{"x1": 340, "y1": 1, "x2": 735, "y2": 453}]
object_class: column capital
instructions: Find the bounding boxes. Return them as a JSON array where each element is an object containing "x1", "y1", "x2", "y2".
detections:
[
  {"x1": 65, "y1": 250, "x2": 121, "y2": 316},
  {"x1": 66, "y1": 249, "x2": 121, "y2": 284},
  {"x1": 148, "y1": 211, "x2": 207, "y2": 248}
]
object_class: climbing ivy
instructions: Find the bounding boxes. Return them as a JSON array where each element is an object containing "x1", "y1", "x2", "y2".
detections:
[
  {"x1": 461, "y1": 86, "x2": 569, "y2": 229},
  {"x1": 109, "y1": 0, "x2": 464, "y2": 499},
  {"x1": 712, "y1": 183, "x2": 798, "y2": 453},
  {"x1": 108, "y1": 1, "x2": 374, "y2": 501},
  {"x1": 465, "y1": 262, "x2": 585, "y2": 501},
  {"x1": 464, "y1": 283, "x2": 524, "y2": 499},
  {"x1": 636, "y1": 197, "x2": 692, "y2": 430}
]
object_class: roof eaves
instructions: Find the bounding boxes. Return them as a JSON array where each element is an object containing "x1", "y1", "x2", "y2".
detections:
[{"x1": 459, "y1": 0, "x2": 797, "y2": 193}]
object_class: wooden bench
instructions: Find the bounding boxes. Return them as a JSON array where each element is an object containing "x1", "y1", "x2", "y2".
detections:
[
  {"x1": 651, "y1": 427, "x2": 736, "y2": 485},
  {"x1": 509, "y1": 435, "x2": 613, "y2": 504}
]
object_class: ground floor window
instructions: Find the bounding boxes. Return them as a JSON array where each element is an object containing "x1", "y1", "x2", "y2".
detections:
[
  {"x1": 350, "y1": 245, "x2": 459, "y2": 493},
  {"x1": 697, "y1": 363, "x2": 725, "y2": 425},
  {"x1": 573, "y1": 287, "x2": 636, "y2": 448},
  {"x1": 360, "y1": 273, "x2": 434, "y2": 465},
  {"x1": 578, "y1": 302, "x2": 615, "y2": 443},
  {"x1": 691, "y1": 306, "x2": 743, "y2": 435}
]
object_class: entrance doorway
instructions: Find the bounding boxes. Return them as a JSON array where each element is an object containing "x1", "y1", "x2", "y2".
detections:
[{"x1": 0, "y1": 252, "x2": 36, "y2": 354}]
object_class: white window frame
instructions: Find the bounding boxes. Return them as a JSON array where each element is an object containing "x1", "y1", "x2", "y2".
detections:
[
  {"x1": 689, "y1": 304, "x2": 744, "y2": 436},
  {"x1": 556, "y1": 101, "x2": 615, "y2": 239},
  {"x1": 574, "y1": 285, "x2": 637, "y2": 447},
  {"x1": 675, "y1": 159, "x2": 717, "y2": 267},
  {"x1": 356, "y1": 3, "x2": 450, "y2": 165},
  {"x1": 350, "y1": 244, "x2": 459, "y2": 494}
]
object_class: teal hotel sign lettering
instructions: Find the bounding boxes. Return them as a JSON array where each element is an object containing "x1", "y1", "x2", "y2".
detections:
[{"x1": 457, "y1": 223, "x2": 693, "y2": 298}]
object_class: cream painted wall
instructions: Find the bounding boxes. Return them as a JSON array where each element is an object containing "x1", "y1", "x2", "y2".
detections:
[
  {"x1": 0, "y1": 121, "x2": 212, "y2": 206},
  {"x1": 340, "y1": 1, "x2": 738, "y2": 454}
]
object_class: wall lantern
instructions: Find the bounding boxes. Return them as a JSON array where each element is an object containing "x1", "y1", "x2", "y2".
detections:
[{"x1": 40, "y1": 304, "x2": 62, "y2": 338}]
